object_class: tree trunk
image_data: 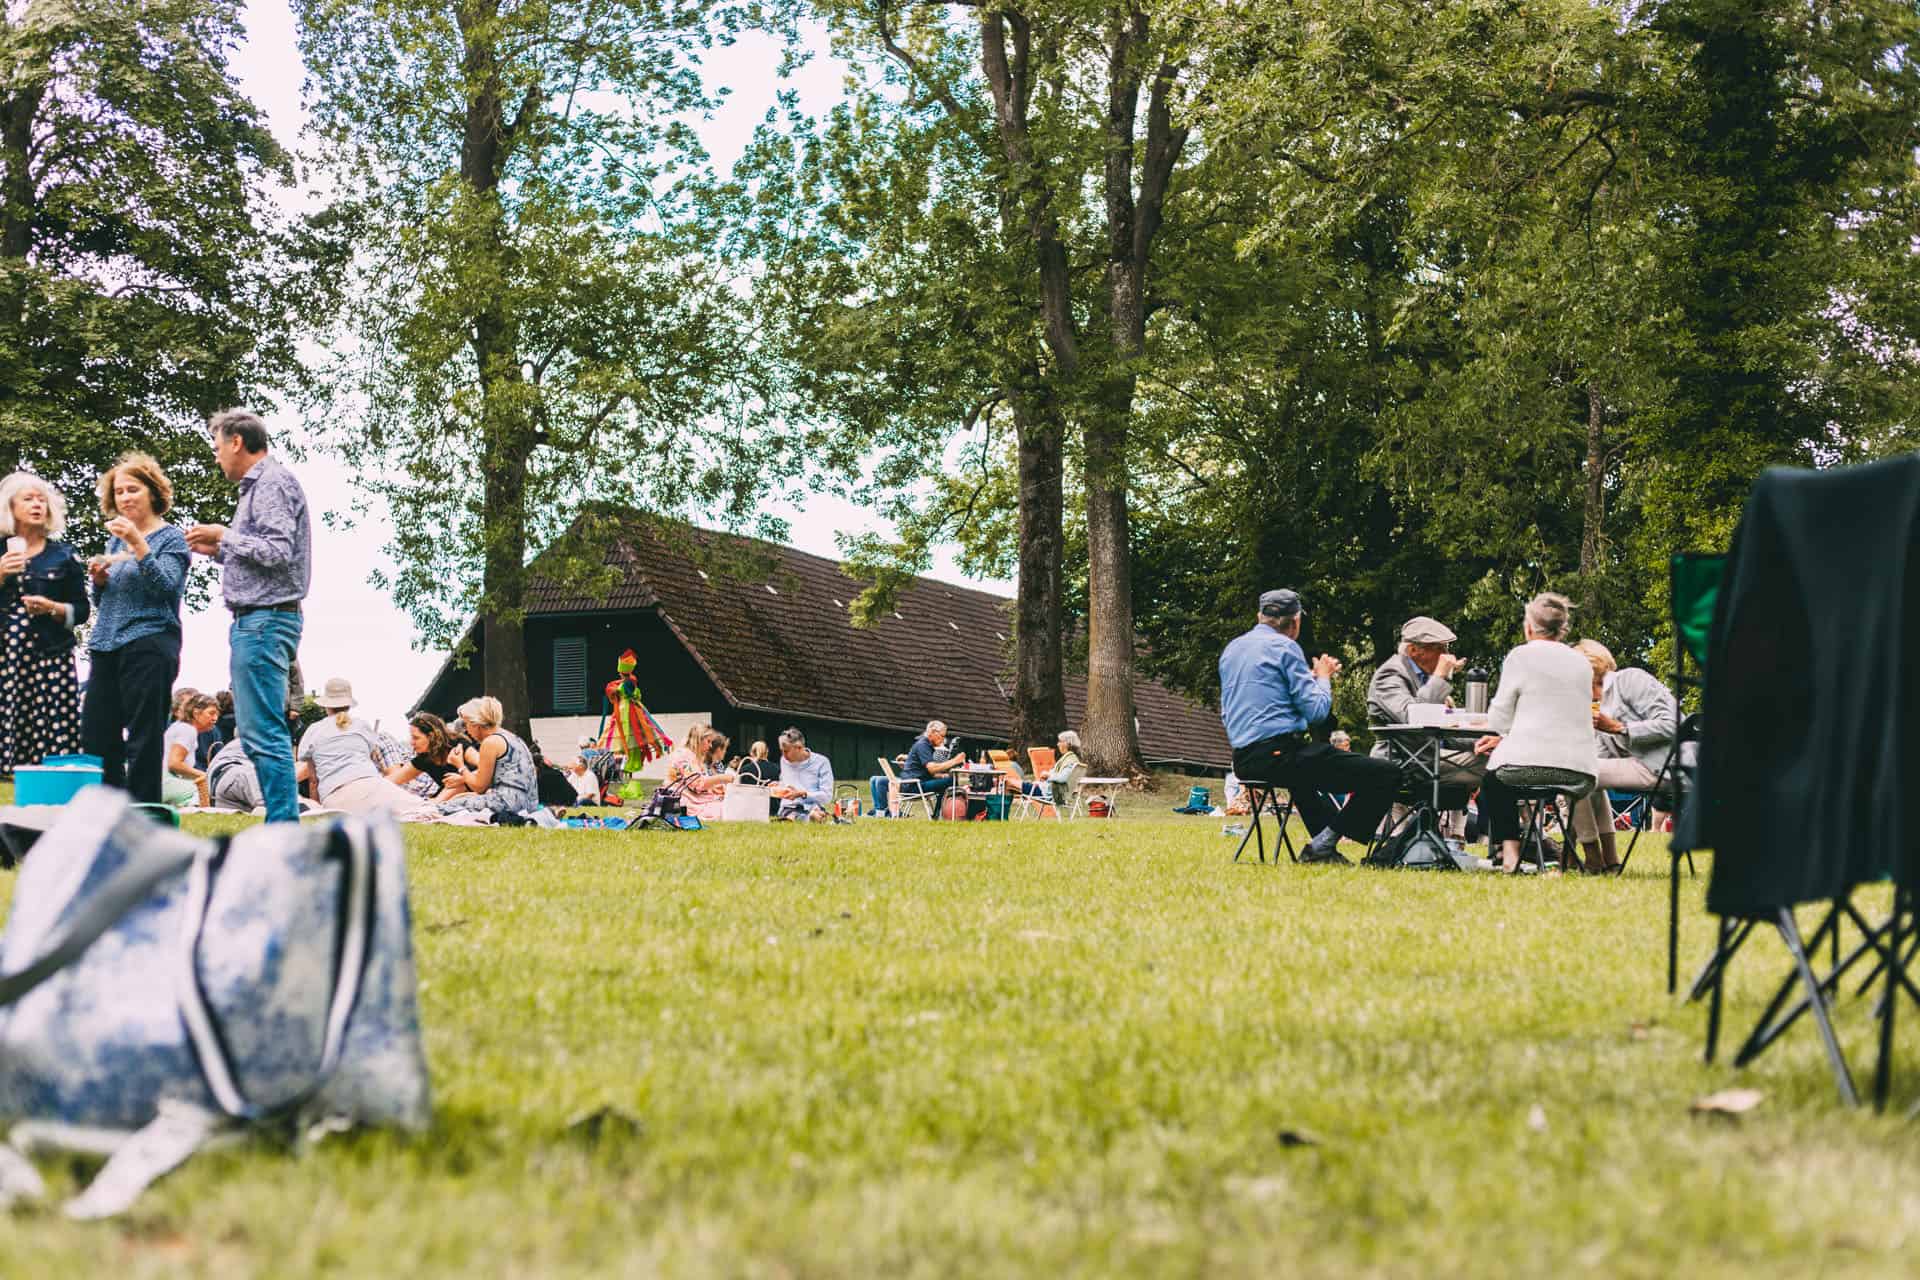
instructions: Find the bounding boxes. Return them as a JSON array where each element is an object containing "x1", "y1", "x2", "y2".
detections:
[
  {"x1": 1010, "y1": 387, "x2": 1065, "y2": 760},
  {"x1": 1580, "y1": 383, "x2": 1605, "y2": 580},
  {"x1": 459, "y1": 0, "x2": 535, "y2": 744},
  {"x1": 1082, "y1": 403, "x2": 1142, "y2": 776}
]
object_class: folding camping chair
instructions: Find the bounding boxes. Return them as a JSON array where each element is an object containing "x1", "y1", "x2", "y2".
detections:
[
  {"x1": 1013, "y1": 750, "x2": 1075, "y2": 820},
  {"x1": 1625, "y1": 552, "x2": 1721, "y2": 992},
  {"x1": 877, "y1": 757, "x2": 934, "y2": 819},
  {"x1": 1232, "y1": 782, "x2": 1299, "y2": 865}
]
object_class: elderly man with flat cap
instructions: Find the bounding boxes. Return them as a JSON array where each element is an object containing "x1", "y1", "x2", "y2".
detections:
[
  {"x1": 1367, "y1": 614, "x2": 1487, "y2": 804},
  {"x1": 1218, "y1": 588, "x2": 1401, "y2": 864}
]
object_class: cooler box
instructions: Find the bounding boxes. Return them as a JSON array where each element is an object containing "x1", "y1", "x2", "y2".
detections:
[
  {"x1": 982, "y1": 794, "x2": 1012, "y2": 821},
  {"x1": 14, "y1": 765, "x2": 104, "y2": 807}
]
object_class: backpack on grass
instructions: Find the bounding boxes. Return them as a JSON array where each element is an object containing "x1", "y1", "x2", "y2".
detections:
[{"x1": 0, "y1": 788, "x2": 430, "y2": 1218}]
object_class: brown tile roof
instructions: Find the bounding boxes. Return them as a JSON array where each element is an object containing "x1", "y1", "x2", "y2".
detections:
[{"x1": 525, "y1": 517, "x2": 1231, "y2": 768}]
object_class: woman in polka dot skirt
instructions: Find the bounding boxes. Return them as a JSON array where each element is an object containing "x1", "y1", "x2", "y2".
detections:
[{"x1": 0, "y1": 471, "x2": 91, "y2": 774}]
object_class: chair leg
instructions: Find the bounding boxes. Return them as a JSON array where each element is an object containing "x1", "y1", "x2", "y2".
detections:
[
  {"x1": 1668, "y1": 846, "x2": 1683, "y2": 994},
  {"x1": 1777, "y1": 909, "x2": 1860, "y2": 1106},
  {"x1": 1233, "y1": 786, "x2": 1269, "y2": 865},
  {"x1": 1875, "y1": 887, "x2": 1909, "y2": 1112},
  {"x1": 1706, "y1": 916, "x2": 1732, "y2": 1063}
]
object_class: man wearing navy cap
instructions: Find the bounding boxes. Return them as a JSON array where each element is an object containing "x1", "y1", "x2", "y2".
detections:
[{"x1": 1218, "y1": 589, "x2": 1400, "y2": 863}]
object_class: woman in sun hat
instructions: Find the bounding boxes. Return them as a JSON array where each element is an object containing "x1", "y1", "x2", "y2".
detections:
[{"x1": 295, "y1": 676, "x2": 422, "y2": 814}]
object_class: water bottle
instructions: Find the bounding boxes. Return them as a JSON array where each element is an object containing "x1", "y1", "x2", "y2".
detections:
[{"x1": 1465, "y1": 665, "x2": 1490, "y2": 715}]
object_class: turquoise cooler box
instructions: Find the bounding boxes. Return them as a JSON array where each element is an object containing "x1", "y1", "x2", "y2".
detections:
[{"x1": 14, "y1": 766, "x2": 104, "y2": 806}]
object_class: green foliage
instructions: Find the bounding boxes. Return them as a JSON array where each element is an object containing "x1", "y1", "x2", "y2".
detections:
[
  {"x1": 294, "y1": 0, "x2": 799, "y2": 650},
  {"x1": 0, "y1": 0, "x2": 298, "y2": 554}
]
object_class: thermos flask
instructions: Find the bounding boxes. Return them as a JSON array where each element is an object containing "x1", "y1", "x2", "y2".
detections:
[{"x1": 1465, "y1": 666, "x2": 1490, "y2": 714}]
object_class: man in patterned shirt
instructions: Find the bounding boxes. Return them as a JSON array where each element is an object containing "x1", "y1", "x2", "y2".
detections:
[{"x1": 185, "y1": 409, "x2": 313, "y2": 823}]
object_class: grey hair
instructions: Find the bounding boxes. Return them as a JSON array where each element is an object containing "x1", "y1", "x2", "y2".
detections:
[
  {"x1": 1057, "y1": 730, "x2": 1081, "y2": 752},
  {"x1": 1525, "y1": 592, "x2": 1574, "y2": 641},
  {"x1": 0, "y1": 471, "x2": 67, "y2": 538},
  {"x1": 209, "y1": 408, "x2": 270, "y2": 453},
  {"x1": 779, "y1": 726, "x2": 805, "y2": 749},
  {"x1": 924, "y1": 720, "x2": 946, "y2": 736},
  {"x1": 1329, "y1": 730, "x2": 1352, "y2": 748}
]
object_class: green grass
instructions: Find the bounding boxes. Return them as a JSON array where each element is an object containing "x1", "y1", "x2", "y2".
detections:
[{"x1": 1, "y1": 803, "x2": 1917, "y2": 1277}]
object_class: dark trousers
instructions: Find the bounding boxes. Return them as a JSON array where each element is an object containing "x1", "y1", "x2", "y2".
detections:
[
  {"x1": 1475, "y1": 776, "x2": 1539, "y2": 845},
  {"x1": 1234, "y1": 735, "x2": 1400, "y2": 844},
  {"x1": 81, "y1": 630, "x2": 181, "y2": 804}
]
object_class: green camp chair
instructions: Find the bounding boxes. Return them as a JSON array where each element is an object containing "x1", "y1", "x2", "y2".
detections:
[{"x1": 1620, "y1": 553, "x2": 1721, "y2": 993}]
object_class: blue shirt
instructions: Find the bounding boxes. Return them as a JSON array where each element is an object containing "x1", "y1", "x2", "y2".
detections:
[
  {"x1": 1218, "y1": 623, "x2": 1331, "y2": 748},
  {"x1": 88, "y1": 525, "x2": 189, "y2": 652},
  {"x1": 779, "y1": 750, "x2": 834, "y2": 807},
  {"x1": 215, "y1": 456, "x2": 311, "y2": 607},
  {"x1": 901, "y1": 735, "x2": 940, "y2": 781}
]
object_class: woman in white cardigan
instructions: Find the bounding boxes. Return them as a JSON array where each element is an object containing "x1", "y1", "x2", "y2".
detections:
[{"x1": 1472, "y1": 592, "x2": 1599, "y2": 873}]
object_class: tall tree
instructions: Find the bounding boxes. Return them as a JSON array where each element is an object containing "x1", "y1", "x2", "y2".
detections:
[
  {"x1": 296, "y1": 0, "x2": 791, "y2": 738},
  {"x1": 726, "y1": 13, "x2": 1071, "y2": 758},
  {"x1": 0, "y1": 0, "x2": 295, "y2": 543},
  {"x1": 768, "y1": 0, "x2": 1197, "y2": 777}
]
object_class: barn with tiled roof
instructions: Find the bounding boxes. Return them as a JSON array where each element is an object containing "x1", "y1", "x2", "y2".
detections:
[{"x1": 411, "y1": 516, "x2": 1231, "y2": 781}]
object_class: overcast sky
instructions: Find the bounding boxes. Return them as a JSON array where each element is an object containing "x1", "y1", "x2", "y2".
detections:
[{"x1": 183, "y1": 2, "x2": 1002, "y2": 733}]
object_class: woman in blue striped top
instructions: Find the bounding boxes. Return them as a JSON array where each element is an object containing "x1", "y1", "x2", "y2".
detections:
[{"x1": 80, "y1": 453, "x2": 190, "y2": 803}]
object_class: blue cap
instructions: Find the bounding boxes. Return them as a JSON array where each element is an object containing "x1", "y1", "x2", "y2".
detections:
[{"x1": 1258, "y1": 589, "x2": 1303, "y2": 619}]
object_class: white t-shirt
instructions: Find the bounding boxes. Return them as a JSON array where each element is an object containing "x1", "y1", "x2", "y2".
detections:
[
  {"x1": 163, "y1": 721, "x2": 199, "y2": 768},
  {"x1": 297, "y1": 717, "x2": 383, "y2": 799}
]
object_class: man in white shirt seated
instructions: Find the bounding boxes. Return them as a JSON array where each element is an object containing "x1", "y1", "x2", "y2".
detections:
[{"x1": 769, "y1": 726, "x2": 834, "y2": 822}]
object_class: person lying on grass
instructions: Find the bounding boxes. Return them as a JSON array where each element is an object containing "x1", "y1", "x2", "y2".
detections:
[{"x1": 769, "y1": 726, "x2": 832, "y2": 822}]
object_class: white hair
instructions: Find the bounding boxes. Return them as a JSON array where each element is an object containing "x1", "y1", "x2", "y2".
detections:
[
  {"x1": 925, "y1": 720, "x2": 946, "y2": 736},
  {"x1": 1057, "y1": 730, "x2": 1081, "y2": 753},
  {"x1": 0, "y1": 472, "x2": 67, "y2": 538},
  {"x1": 779, "y1": 726, "x2": 805, "y2": 749}
]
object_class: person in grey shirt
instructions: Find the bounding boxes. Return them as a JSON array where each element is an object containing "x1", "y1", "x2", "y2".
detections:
[
  {"x1": 206, "y1": 737, "x2": 317, "y2": 813},
  {"x1": 1366, "y1": 615, "x2": 1485, "y2": 797},
  {"x1": 1568, "y1": 639, "x2": 1679, "y2": 873},
  {"x1": 186, "y1": 409, "x2": 312, "y2": 823}
]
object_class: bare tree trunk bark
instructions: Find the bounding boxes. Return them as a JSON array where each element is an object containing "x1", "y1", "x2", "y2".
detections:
[
  {"x1": 460, "y1": 0, "x2": 535, "y2": 744},
  {"x1": 1010, "y1": 386, "x2": 1066, "y2": 760}
]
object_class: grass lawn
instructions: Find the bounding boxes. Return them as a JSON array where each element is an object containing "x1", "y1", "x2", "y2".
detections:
[{"x1": 1, "y1": 799, "x2": 1917, "y2": 1276}]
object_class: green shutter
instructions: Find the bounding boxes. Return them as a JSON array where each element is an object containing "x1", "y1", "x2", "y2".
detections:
[{"x1": 553, "y1": 637, "x2": 589, "y2": 711}]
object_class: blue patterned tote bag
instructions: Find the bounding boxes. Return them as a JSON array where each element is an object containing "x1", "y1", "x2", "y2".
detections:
[{"x1": 0, "y1": 788, "x2": 430, "y2": 1217}]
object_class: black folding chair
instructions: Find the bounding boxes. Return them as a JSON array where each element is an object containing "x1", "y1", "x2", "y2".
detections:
[{"x1": 1232, "y1": 782, "x2": 1298, "y2": 865}]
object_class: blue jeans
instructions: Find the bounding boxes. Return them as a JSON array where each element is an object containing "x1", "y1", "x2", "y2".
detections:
[
  {"x1": 870, "y1": 775, "x2": 891, "y2": 815},
  {"x1": 229, "y1": 610, "x2": 302, "y2": 823}
]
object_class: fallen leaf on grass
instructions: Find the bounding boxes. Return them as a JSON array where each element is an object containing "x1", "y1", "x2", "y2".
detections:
[
  {"x1": 1630, "y1": 1022, "x2": 1650, "y2": 1041},
  {"x1": 1691, "y1": 1088, "x2": 1764, "y2": 1117},
  {"x1": 1526, "y1": 1103, "x2": 1548, "y2": 1133},
  {"x1": 1276, "y1": 1128, "x2": 1319, "y2": 1149},
  {"x1": 564, "y1": 1106, "x2": 645, "y2": 1145},
  {"x1": 423, "y1": 918, "x2": 469, "y2": 934}
]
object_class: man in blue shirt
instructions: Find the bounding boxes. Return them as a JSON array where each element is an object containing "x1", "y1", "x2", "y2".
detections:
[
  {"x1": 900, "y1": 719, "x2": 968, "y2": 817},
  {"x1": 186, "y1": 409, "x2": 312, "y2": 824},
  {"x1": 1219, "y1": 589, "x2": 1400, "y2": 863}
]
